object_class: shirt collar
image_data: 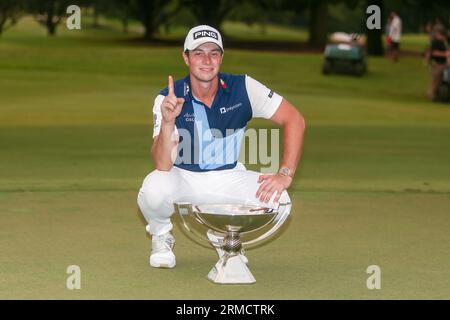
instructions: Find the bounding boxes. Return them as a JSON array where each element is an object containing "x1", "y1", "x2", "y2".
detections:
[{"x1": 184, "y1": 73, "x2": 229, "y2": 102}]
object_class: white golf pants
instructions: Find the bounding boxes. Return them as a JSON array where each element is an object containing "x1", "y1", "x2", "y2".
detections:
[{"x1": 137, "y1": 163, "x2": 291, "y2": 236}]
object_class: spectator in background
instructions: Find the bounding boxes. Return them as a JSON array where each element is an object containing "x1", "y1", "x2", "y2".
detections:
[
  {"x1": 387, "y1": 11, "x2": 402, "y2": 62},
  {"x1": 428, "y1": 25, "x2": 450, "y2": 101},
  {"x1": 424, "y1": 19, "x2": 447, "y2": 66},
  {"x1": 385, "y1": 14, "x2": 392, "y2": 47}
]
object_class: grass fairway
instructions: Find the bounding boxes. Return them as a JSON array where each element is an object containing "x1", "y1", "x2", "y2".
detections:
[{"x1": 1, "y1": 18, "x2": 449, "y2": 299}]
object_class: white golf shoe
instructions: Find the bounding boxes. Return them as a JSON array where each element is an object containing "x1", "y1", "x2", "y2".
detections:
[
  {"x1": 207, "y1": 229, "x2": 248, "y2": 264},
  {"x1": 150, "y1": 232, "x2": 176, "y2": 268}
]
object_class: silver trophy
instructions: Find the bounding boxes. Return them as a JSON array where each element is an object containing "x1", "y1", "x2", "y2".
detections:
[{"x1": 174, "y1": 196, "x2": 291, "y2": 284}]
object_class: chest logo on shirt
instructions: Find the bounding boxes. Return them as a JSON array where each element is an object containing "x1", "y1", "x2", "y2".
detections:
[
  {"x1": 184, "y1": 112, "x2": 195, "y2": 122},
  {"x1": 220, "y1": 102, "x2": 242, "y2": 114}
]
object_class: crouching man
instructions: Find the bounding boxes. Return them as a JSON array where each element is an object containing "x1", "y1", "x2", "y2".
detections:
[{"x1": 137, "y1": 25, "x2": 305, "y2": 268}]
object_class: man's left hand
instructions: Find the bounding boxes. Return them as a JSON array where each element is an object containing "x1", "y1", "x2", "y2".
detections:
[{"x1": 256, "y1": 174, "x2": 292, "y2": 203}]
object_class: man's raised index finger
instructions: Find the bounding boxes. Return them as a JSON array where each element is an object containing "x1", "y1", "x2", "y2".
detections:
[{"x1": 168, "y1": 75, "x2": 175, "y2": 96}]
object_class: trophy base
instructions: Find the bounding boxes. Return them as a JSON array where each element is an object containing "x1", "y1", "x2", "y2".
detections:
[{"x1": 207, "y1": 254, "x2": 256, "y2": 284}]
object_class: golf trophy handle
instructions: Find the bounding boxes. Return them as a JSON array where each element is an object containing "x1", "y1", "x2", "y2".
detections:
[{"x1": 241, "y1": 201, "x2": 292, "y2": 247}]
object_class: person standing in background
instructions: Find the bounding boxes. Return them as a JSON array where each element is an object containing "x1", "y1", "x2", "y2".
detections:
[
  {"x1": 428, "y1": 25, "x2": 449, "y2": 101},
  {"x1": 387, "y1": 11, "x2": 402, "y2": 62}
]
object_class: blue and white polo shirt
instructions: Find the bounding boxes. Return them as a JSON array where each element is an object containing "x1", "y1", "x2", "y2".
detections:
[{"x1": 152, "y1": 73, "x2": 283, "y2": 172}]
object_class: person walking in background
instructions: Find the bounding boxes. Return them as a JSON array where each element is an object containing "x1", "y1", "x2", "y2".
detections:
[
  {"x1": 387, "y1": 11, "x2": 402, "y2": 62},
  {"x1": 428, "y1": 25, "x2": 450, "y2": 101}
]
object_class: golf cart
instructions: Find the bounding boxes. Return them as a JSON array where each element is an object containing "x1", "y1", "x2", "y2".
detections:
[
  {"x1": 436, "y1": 66, "x2": 450, "y2": 102},
  {"x1": 322, "y1": 32, "x2": 367, "y2": 77}
]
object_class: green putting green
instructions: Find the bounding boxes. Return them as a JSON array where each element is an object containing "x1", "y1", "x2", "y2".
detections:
[{"x1": 0, "y1": 18, "x2": 449, "y2": 299}]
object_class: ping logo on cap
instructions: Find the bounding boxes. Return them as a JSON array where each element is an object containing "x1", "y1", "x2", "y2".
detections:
[{"x1": 193, "y1": 30, "x2": 218, "y2": 40}]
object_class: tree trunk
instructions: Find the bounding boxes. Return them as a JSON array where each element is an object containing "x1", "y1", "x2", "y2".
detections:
[
  {"x1": 47, "y1": 14, "x2": 56, "y2": 36},
  {"x1": 44, "y1": 2, "x2": 57, "y2": 36},
  {"x1": 139, "y1": 0, "x2": 156, "y2": 40},
  {"x1": 122, "y1": 17, "x2": 128, "y2": 34},
  {"x1": 366, "y1": 0, "x2": 384, "y2": 56},
  {"x1": 47, "y1": 23, "x2": 56, "y2": 36},
  {"x1": 122, "y1": 10, "x2": 128, "y2": 34},
  {"x1": 143, "y1": 21, "x2": 153, "y2": 40},
  {"x1": 92, "y1": 6, "x2": 100, "y2": 28},
  {"x1": 0, "y1": 16, "x2": 5, "y2": 35},
  {"x1": 308, "y1": 1, "x2": 328, "y2": 47},
  {"x1": 142, "y1": 11, "x2": 157, "y2": 40}
]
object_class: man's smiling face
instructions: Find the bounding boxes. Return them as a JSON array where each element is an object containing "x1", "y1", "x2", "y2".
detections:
[{"x1": 183, "y1": 42, "x2": 223, "y2": 83}]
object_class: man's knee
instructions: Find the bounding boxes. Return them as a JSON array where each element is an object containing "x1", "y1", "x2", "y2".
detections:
[
  {"x1": 137, "y1": 185, "x2": 160, "y2": 213},
  {"x1": 137, "y1": 170, "x2": 178, "y2": 213}
]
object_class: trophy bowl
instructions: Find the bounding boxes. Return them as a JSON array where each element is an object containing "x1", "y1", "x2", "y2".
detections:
[{"x1": 174, "y1": 197, "x2": 291, "y2": 284}]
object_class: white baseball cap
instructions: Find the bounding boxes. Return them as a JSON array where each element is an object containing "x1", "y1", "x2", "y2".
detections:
[{"x1": 183, "y1": 25, "x2": 223, "y2": 52}]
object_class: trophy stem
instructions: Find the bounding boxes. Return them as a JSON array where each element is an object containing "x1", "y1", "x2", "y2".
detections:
[
  {"x1": 223, "y1": 231, "x2": 241, "y2": 255},
  {"x1": 207, "y1": 230, "x2": 256, "y2": 284}
]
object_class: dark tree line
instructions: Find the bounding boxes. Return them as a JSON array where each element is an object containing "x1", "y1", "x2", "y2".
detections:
[{"x1": 0, "y1": 0, "x2": 449, "y2": 55}]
